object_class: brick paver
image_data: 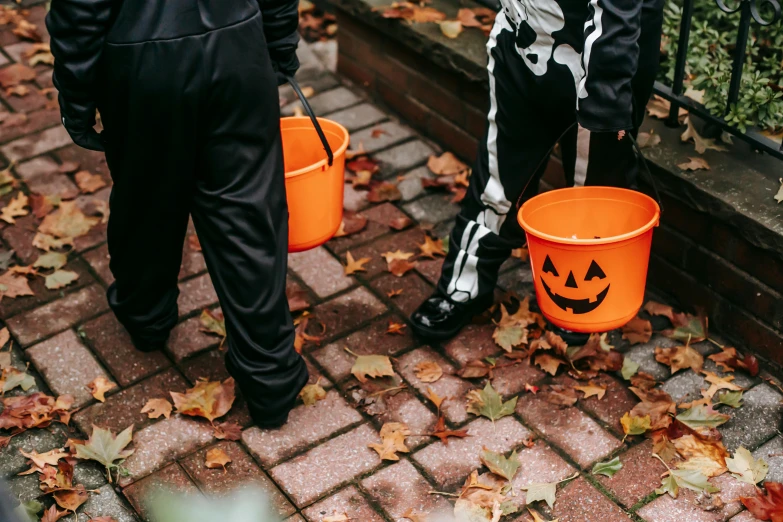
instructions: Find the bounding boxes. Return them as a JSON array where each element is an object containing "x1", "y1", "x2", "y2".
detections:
[
  {"x1": 0, "y1": 20, "x2": 780, "y2": 522},
  {"x1": 269, "y1": 423, "x2": 381, "y2": 506},
  {"x1": 27, "y1": 329, "x2": 116, "y2": 407},
  {"x1": 302, "y1": 485, "x2": 384, "y2": 522}
]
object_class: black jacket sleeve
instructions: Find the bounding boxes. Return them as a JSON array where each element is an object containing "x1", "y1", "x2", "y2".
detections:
[
  {"x1": 577, "y1": 0, "x2": 643, "y2": 133},
  {"x1": 257, "y1": 0, "x2": 300, "y2": 62},
  {"x1": 46, "y1": 0, "x2": 115, "y2": 124}
]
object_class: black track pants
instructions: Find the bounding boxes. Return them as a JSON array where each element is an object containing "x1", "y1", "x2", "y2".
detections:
[
  {"x1": 98, "y1": 13, "x2": 308, "y2": 422},
  {"x1": 438, "y1": 4, "x2": 662, "y2": 304}
]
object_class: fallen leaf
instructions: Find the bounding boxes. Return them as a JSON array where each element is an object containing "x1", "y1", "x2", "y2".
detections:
[
  {"x1": 44, "y1": 269, "x2": 78, "y2": 290},
  {"x1": 674, "y1": 434, "x2": 729, "y2": 478},
  {"x1": 638, "y1": 131, "x2": 662, "y2": 149},
  {"x1": 414, "y1": 361, "x2": 442, "y2": 383},
  {"x1": 388, "y1": 258, "x2": 417, "y2": 277},
  {"x1": 621, "y1": 316, "x2": 652, "y2": 345},
  {"x1": 492, "y1": 304, "x2": 530, "y2": 353},
  {"x1": 522, "y1": 480, "x2": 557, "y2": 509},
  {"x1": 741, "y1": 482, "x2": 783, "y2": 520},
  {"x1": 544, "y1": 385, "x2": 578, "y2": 407},
  {"x1": 678, "y1": 157, "x2": 710, "y2": 171},
  {"x1": 87, "y1": 376, "x2": 115, "y2": 402},
  {"x1": 32, "y1": 233, "x2": 74, "y2": 252},
  {"x1": 389, "y1": 216, "x2": 412, "y2": 231},
  {"x1": 1, "y1": 367, "x2": 35, "y2": 393},
  {"x1": 716, "y1": 390, "x2": 743, "y2": 408},
  {"x1": 350, "y1": 169, "x2": 373, "y2": 188},
  {"x1": 33, "y1": 252, "x2": 67, "y2": 270},
  {"x1": 205, "y1": 447, "x2": 232, "y2": 471},
  {"x1": 708, "y1": 346, "x2": 759, "y2": 376},
  {"x1": 0, "y1": 270, "x2": 34, "y2": 300},
  {"x1": 621, "y1": 357, "x2": 640, "y2": 380},
  {"x1": 53, "y1": 485, "x2": 89, "y2": 513},
  {"x1": 12, "y1": 19, "x2": 41, "y2": 42},
  {"x1": 574, "y1": 382, "x2": 607, "y2": 400},
  {"x1": 73, "y1": 170, "x2": 107, "y2": 194},
  {"x1": 387, "y1": 288, "x2": 403, "y2": 298},
  {"x1": 140, "y1": 398, "x2": 172, "y2": 419},
  {"x1": 370, "y1": 128, "x2": 388, "y2": 138},
  {"x1": 466, "y1": 382, "x2": 517, "y2": 422},
  {"x1": 74, "y1": 425, "x2": 134, "y2": 480},
  {"x1": 656, "y1": 469, "x2": 719, "y2": 498},
  {"x1": 592, "y1": 456, "x2": 623, "y2": 478},
  {"x1": 5, "y1": 84, "x2": 28, "y2": 97},
  {"x1": 534, "y1": 353, "x2": 564, "y2": 376},
  {"x1": 429, "y1": 414, "x2": 468, "y2": 444},
  {"x1": 511, "y1": 247, "x2": 529, "y2": 262},
  {"x1": 19, "y1": 448, "x2": 68, "y2": 470},
  {"x1": 427, "y1": 152, "x2": 469, "y2": 176},
  {"x1": 28, "y1": 50, "x2": 54, "y2": 67},
  {"x1": 170, "y1": 377, "x2": 235, "y2": 422},
  {"x1": 727, "y1": 447, "x2": 768, "y2": 485},
  {"x1": 368, "y1": 422, "x2": 410, "y2": 461},
  {"x1": 299, "y1": 380, "x2": 327, "y2": 406},
  {"x1": 39, "y1": 201, "x2": 99, "y2": 238},
  {"x1": 0, "y1": 64, "x2": 36, "y2": 88},
  {"x1": 646, "y1": 95, "x2": 686, "y2": 121},
  {"x1": 418, "y1": 235, "x2": 446, "y2": 258},
  {"x1": 333, "y1": 212, "x2": 368, "y2": 238},
  {"x1": 386, "y1": 321, "x2": 406, "y2": 335},
  {"x1": 439, "y1": 20, "x2": 462, "y2": 38},
  {"x1": 346, "y1": 156, "x2": 380, "y2": 174},
  {"x1": 213, "y1": 421, "x2": 242, "y2": 441},
  {"x1": 351, "y1": 354, "x2": 394, "y2": 383},
  {"x1": 676, "y1": 405, "x2": 730, "y2": 429},
  {"x1": 663, "y1": 310, "x2": 708, "y2": 343},
  {"x1": 655, "y1": 342, "x2": 704, "y2": 374},
  {"x1": 366, "y1": 181, "x2": 401, "y2": 203},
  {"x1": 703, "y1": 371, "x2": 742, "y2": 398},
  {"x1": 40, "y1": 505, "x2": 67, "y2": 522},
  {"x1": 198, "y1": 308, "x2": 226, "y2": 347},
  {"x1": 0, "y1": 191, "x2": 28, "y2": 224},
  {"x1": 481, "y1": 448, "x2": 520, "y2": 481},
  {"x1": 424, "y1": 387, "x2": 445, "y2": 410},
  {"x1": 382, "y1": 3, "x2": 447, "y2": 23},
  {"x1": 629, "y1": 387, "x2": 676, "y2": 430},
  {"x1": 681, "y1": 117, "x2": 728, "y2": 154},
  {"x1": 344, "y1": 251, "x2": 371, "y2": 275},
  {"x1": 621, "y1": 412, "x2": 651, "y2": 436},
  {"x1": 0, "y1": 392, "x2": 72, "y2": 432},
  {"x1": 286, "y1": 286, "x2": 310, "y2": 313}
]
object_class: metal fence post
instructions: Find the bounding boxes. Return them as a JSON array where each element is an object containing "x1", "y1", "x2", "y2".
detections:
[{"x1": 667, "y1": 0, "x2": 696, "y2": 126}]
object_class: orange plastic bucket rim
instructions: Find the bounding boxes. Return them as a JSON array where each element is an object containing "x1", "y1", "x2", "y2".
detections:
[
  {"x1": 282, "y1": 116, "x2": 350, "y2": 179},
  {"x1": 518, "y1": 186, "x2": 660, "y2": 245}
]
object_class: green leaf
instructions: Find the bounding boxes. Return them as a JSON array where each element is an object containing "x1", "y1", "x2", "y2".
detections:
[
  {"x1": 298, "y1": 381, "x2": 327, "y2": 406},
  {"x1": 199, "y1": 309, "x2": 226, "y2": 339},
  {"x1": 1, "y1": 367, "x2": 35, "y2": 393},
  {"x1": 716, "y1": 390, "x2": 743, "y2": 408},
  {"x1": 480, "y1": 449, "x2": 521, "y2": 481},
  {"x1": 522, "y1": 482, "x2": 558, "y2": 509},
  {"x1": 75, "y1": 425, "x2": 135, "y2": 477},
  {"x1": 13, "y1": 500, "x2": 42, "y2": 522},
  {"x1": 592, "y1": 456, "x2": 623, "y2": 478},
  {"x1": 621, "y1": 357, "x2": 640, "y2": 380},
  {"x1": 656, "y1": 469, "x2": 719, "y2": 499},
  {"x1": 466, "y1": 382, "x2": 518, "y2": 422},
  {"x1": 33, "y1": 252, "x2": 67, "y2": 270},
  {"x1": 676, "y1": 405, "x2": 731, "y2": 429},
  {"x1": 726, "y1": 446, "x2": 768, "y2": 485},
  {"x1": 44, "y1": 269, "x2": 79, "y2": 290},
  {"x1": 621, "y1": 412, "x2": 651, "y2": 436}
]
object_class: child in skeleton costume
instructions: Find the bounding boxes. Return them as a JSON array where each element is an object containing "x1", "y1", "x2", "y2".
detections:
[{"x1": 411, "y1": 0, "x2": 665, "y2": 341}]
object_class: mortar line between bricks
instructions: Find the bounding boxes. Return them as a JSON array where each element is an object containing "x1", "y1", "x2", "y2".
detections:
[
  {"x1": 285, "y1": 269, "x2": 320, "y2": 309},
  {"x1": 348, "y1": 481, "x2": 399, "y2": 522},
  {"x1": 17, "y1": 299, "x2": 111, "y2": 349}
]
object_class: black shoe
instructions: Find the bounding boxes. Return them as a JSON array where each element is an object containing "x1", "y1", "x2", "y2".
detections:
[
  {"x1": 549, "y1": 325, "x2": 591, "y2": 346},
  {"x1": 130, "y1": 335, "x2": 166, "y2": 353},
  {"x1": 410, "y1": 292, "x2": 494, "y2": 342}
]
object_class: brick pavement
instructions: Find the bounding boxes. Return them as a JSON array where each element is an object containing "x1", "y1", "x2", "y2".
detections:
[{"x1": 0, "y1": 5, "x2": 780, "y2": 522}]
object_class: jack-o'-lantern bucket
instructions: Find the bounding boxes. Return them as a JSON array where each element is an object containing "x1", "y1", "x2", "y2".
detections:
[{"x1": 518, "y1": 186, "x2": 660, "y2": 333}]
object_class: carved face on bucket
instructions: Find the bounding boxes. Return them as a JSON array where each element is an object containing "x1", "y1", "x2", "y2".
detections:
[{"x1": 539, "y1": 254, "x2": 610, "y2": 314}]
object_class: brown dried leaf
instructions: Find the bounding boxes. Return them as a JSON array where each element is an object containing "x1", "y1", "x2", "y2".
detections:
[
  {"x1": 140, "y1": 398, "x2": 172, "y2": 419},
  {"x1": 655, "y1": 343, "x2": 704, "y2": 374},
  {"x1": 213, "y1": 421, "x2": 242, "y2": 441},
  {"x1": 366, "y1": 181, "x2": 401, "y2": 203},
  {"x1": 0, "y1": 191, "x2": 29, "y2": 224},
  {"x1": 429, "y1": 414, "x2": 469, "y2": 444},
  {"x1": 39, "y1": 201, "x2": 99, "y2": 238},
  {"x1": 418, "y1": 235, "x2": 446, "y2": 258},
  {"x1": 170, "y1": 378, "x2": 236, "y2": 422},
  {"x1": 344, "y1": 251, "x2": 371, "y2": 275},
  {"x1": 427, "y1": 152, "x2": 469, "y2": 176},
  {"x1": 0, "y1": 63, "x2": 36, "y2": 88},
  {"x1": 87, "y1": 376, "x2": 115, "y2": 402},
  {"x1": 368, "y1": 422, "x2": 410, "y2": 461},
  {"x1": 413, "y1": 361, "x2": 443, "y2": 383},
  {"x1": 386, "y1": 321, "x2": 407, "y2": 335},
  {"x1": 205, "y1": 447, "x2": 232, "y2": 471},
  {"x1": 622, "y1": 316, "x2": 653, "y2": 345},
  {"x1": 678, "y1": 157, "x2": 710, "y2": 171}
]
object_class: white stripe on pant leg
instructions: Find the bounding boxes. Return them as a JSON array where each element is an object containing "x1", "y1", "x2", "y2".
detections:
[
  {"x1": 574, "y1": 125, "x2": 591, "y2": 187},
  {"x1": 478, "y1": 12, "x2": 513, "y2": 235},
  {"x1": 446, "y1": 220, "x2": 492, "y2": 302}
]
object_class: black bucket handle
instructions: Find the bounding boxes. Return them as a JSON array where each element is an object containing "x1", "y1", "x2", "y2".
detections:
[{"x1": 285, "y1": 74, "x2": 334, "y2": 167}]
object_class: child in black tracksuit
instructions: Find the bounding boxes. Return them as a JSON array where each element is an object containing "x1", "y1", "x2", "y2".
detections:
[
  {"x1": 411, "y1": 0, "x2": 665, "y2": 341},
  {"x1": 47, "y1": 0, "x2": 309, "y2": 427}
]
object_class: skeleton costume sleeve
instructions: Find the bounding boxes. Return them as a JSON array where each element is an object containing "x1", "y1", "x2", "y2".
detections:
[{"x1": 577, "y1": 0, "x2": 644, "y2": 132}]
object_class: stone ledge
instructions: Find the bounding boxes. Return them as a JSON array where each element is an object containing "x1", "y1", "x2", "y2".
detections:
[{"x1": 330, "y1": 0, "x2": 490, "y2": 84}]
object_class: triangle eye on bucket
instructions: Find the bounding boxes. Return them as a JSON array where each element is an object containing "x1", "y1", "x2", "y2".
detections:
[
  {"x1": 585, "y1": 260, "x2": 607, "y2": 281},
  {"x1": 542, "y1": 255, "x2": 559, "y2": 276}
]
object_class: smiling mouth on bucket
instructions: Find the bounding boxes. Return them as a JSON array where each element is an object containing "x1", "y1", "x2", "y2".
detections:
[{"x1": 541, "y1": 279, "x2": 610, "y2": 315}]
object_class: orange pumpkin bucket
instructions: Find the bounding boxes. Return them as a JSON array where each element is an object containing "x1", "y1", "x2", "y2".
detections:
[
  {"x1": 282, "y1": 76, "x2": 349, "y2": 253},
  {"x1": 518, "y1": 186, "x2": 660, "y2": 333}
]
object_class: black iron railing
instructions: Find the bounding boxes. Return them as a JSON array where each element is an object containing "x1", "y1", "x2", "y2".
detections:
[{"x1": 659, "y1": 0, "x2": 782, "y2": 160}]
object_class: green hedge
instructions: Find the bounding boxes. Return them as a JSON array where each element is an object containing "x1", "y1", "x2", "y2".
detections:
[{"x1": 661, "y1": 0, "x2": 783, "y2": 133}]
